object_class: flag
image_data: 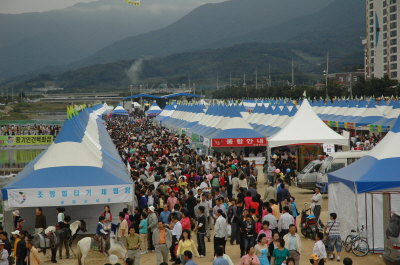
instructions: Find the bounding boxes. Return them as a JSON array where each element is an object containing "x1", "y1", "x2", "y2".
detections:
[
  {"x1": 124, "y1": 0, "x2": 141, "y2": 6},
  {"x1": 303, "y1": 90, "x2": 307, "y2": 97}
]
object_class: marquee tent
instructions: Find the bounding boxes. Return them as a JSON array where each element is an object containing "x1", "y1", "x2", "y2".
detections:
[
  {"x1": 2, "y1": 104, "x2": 134, "y2": 233},
  {"x1": 112, "y1": 105, "x2": 128, "y2": 116},
  {"x1": 145, "y1": 102, "x2": 162, "y2": 117},
  {"x1": 268, "y1": 99, "x2": 349, "y2": 148},
  {"x1": 328, "y1": 115, "x2": 400, "y2": 251}
]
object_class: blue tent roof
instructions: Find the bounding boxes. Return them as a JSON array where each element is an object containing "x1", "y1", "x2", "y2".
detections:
[
  {"x1": 162, "y1": 93, "x2": 202, "y2": 99},
  {"x1": 328, "y1": 115, "x2": 400, "y2": 193},
  {"x1": 123, "y1": 93, "x2": 162, "y2": 100}
]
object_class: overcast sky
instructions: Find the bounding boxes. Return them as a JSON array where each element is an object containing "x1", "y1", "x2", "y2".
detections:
[{"x1": 0, "y1": 0, "x2": 226, "y2": 14}]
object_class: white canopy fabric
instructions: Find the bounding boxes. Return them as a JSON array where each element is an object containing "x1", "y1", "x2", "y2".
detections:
[{"x1": 268, "y1": 99, "x2": 349, "y2": 148}]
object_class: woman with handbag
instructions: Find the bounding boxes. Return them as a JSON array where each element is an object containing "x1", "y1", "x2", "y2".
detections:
[{"x1": 324, "y1": 213, "x2": 342, "y2": 262}]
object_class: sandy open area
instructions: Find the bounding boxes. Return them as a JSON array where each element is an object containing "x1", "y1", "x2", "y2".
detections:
[{"x1": 39, "y1": 168, "x2": 385, "y2": 265}]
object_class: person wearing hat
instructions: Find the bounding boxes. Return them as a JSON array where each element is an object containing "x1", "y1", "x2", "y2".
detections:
[
  {"x1": 26, "y1": 236, "x2": 40, "y2": 265},
  {"x1": 0, "y1": 239, "x2": 9, "y2": 265},
  {"x1": 147, "y1": 206, "x2": 158, "y2": 252},
  {"x1": 11, "y1": 230, "x2": 20, "y2": 260},
  {"x1": 12, "y1": 211, "x2": 21, "y2": 231},
  {"x1": 16, "y1": 230, "x2": 27, "y2": 265}
]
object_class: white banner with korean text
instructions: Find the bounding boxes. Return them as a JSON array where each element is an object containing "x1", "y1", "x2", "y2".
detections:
[{"x1": 5, "y1": 184, "x2": 133, "y2": 209}]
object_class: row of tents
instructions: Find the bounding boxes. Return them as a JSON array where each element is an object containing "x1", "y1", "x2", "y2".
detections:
[
  {"x1": 112, "y1": 103, "x2": 162, "y2": 117},
  {"x1": 156, "y1": 98, "x2": 400, "y2": 252},
  {"x1": 156, "y1": 99, "x2": 348, "y2": 148},
  {"x1": 241, "y1": 98, "x2": 400, "y2": 132}
]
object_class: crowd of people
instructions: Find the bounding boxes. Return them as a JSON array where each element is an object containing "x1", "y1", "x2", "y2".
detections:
[
  {"x1": 349, "y1": 133, "x2": 384, "y2": 151},
  {"x1": 2, "y1": 115, "x2": 359, "y2": 265},
  {"x1": 0, "y1": 124, "x2": 61, "y2": 136},
  {"x1": 102, "y1": 116, "x2": 354, "y2": 265}
]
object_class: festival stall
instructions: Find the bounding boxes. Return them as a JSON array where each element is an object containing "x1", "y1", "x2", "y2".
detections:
[
  {"x1": 328, "y1": 116, "x2": 400, "y2": 252},
  {"x1": 112, "y1": 105, "x2": 128, "y2": 116},
  {"x1": 268, "y1": 99, "x2": 349, "y2": 170},
  {"x1": 2, "y1": 104, "x2": 134, "y2": 233},
  {"x1": 145, "y1": 102, "x2": 162, "y2": 117}
]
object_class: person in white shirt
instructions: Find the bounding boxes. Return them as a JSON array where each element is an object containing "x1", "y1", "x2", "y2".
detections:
[
  {"x1": 278, "y1": 206, "x2": 294, "y2": 237},
  {"x1": 283, "y1": 224, "x2": 301, "y2": 265},
  {"x1": 311, "y1": 187, "x2": 322, "y2": 224},
  {"x1": 214, "y1": 209, "x2": 228, "y2": 254},
  {"x1": 262, "y1": 207, "x2": 278, "y2": 232},
  {"x1": 312, "y1": 232, "x2": 327, "y2": 265},
  {"x1": 169, "y1": 214, "x2": 182, "y2": 262}
]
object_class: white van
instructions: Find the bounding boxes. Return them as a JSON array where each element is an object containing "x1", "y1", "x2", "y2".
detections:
[{"x1": 316, "y1": 151, "x2": 369, "y2": 193}]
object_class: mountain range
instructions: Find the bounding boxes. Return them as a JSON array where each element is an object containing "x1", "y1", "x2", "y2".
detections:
[
  {"x1": 0, "y1": 0, "x2": 365, "y2": 90},
  {"x1": 0, "y1": 0, "x2": 220, "y2": 79}
]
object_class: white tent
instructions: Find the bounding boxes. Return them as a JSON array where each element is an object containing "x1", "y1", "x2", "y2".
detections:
[{"x1": 268, "y1": 99, "x2": 349, "y2": 148}]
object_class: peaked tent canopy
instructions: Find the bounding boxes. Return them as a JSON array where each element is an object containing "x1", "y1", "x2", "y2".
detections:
[
  {"x1": 112, "y1": 105, "x2": 128, "y2": 116},
  {"x1": 268, "y1": 99, "x2": 349, "y2": 148},
  {"x1": 145, "y1": 102, "x2": 162, "y2": 117}
]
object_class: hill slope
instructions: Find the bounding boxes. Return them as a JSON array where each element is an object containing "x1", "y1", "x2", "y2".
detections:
[
  {"x1": 0, "y1": 0, "x2": 210, "y2": 78},
  {"x1": 2, "y1": 40, "x2": 363, "y2": 91},
  {"x1": 77, "y1": 0, "x2": 334, "y2": 66}
]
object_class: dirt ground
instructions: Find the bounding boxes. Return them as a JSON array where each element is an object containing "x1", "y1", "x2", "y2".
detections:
[{"x1": 40, "y1": 167, "x2": 385, "y2": 265}]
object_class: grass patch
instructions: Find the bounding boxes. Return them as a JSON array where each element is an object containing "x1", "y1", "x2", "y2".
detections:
[{"x1": 15, "y1": 102, "x2": 68, "y2": 112}]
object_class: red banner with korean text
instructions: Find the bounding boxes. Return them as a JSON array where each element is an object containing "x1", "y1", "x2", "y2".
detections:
[{"x1": 211, "y1": 137, "x2": 267, "y2": 147}]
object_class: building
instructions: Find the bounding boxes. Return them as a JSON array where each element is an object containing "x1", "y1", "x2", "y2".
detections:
[{"x1": 364, "y1": 0, "x2": 400, "y2": 80}]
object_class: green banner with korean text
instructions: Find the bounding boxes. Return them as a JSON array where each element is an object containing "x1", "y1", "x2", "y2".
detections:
[{"x1": 0, "y1": 135, "x2": 53, "y2": 146}]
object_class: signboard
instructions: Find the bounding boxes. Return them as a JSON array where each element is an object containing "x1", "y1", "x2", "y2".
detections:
[
  {"x1": 344, "y1": 122, "x2": 355, "y2": 129},
  {"x1": 0, "y1": 135, "x2": 53, "y2": 146},
  {"x1": 6, "y1": 184, "x2": 133, "y2": 208},
  {"x1": 244, "y1": 156, "x2": 266, "y2": 165},
  {"x1": 323, "y1": 143, "x2": 335, "y2": 155},
  {"x1": 211, "y1": 137, "x2": 267, "y2": 147}
]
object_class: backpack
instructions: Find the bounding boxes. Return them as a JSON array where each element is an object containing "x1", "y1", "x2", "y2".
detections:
[{"x1": 386, "y1": 214, "x2": 400, "y2": 238}]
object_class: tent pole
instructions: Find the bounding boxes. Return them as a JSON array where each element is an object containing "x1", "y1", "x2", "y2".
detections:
[
  {"x1": 267, "y1": 145, "x2": 271, "y2": 171},
  {"x1": 354, "y1": 182, "x2": 359, "y2": 232}
]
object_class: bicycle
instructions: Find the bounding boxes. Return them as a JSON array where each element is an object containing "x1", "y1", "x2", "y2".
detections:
[{"x1": 343, "y1": 225, "x2": 369, "y2": 257}]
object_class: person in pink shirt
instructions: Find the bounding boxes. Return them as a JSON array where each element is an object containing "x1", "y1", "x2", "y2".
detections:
[
  {"x1": 123, "y1": 208, "x2": 132, "y2": 228},
  {"x1": 258, "y1": 221, "x2": 272, "y2": 245},
  {"x1": 254, "y1": 214, "x2": 262, "y2": 235},
  {"x1": 167, "y1": 191, "x2": 178, "y2": 211},
  {"x1": 180, "y1": 210, "x2": 191, "y2": 231},
  {"x1": 244, "y1": 191, "x2": 253, "y2": 209},
  {"x1": 239, "y1": 245, "x2": 260, "y2": 265}
]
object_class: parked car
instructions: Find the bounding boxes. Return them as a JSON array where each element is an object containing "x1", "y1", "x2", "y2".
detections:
[
  {"x1": 316, "y1": 151, "x2": 369, "y2": 193},
  {"x1": 384, "y1": 213, "x2": 400, "y2": 265},
  {"x1": 296, "y1": 159, "x2": 323, "y2": 190}
]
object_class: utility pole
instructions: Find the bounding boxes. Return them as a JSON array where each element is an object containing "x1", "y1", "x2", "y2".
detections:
[
  {"x1": 229, "y1": 72, "x2": 232, "y2": 87},
  {"x1": 268, "y1": 64, "x2": 271, "y2": 87},
  {"x1": 349, "y1": 73, "x2": 353, "y2": 98},
  {"x1": 130, "y1": 84, "x2": 133, "y2": 96},
  {"x1": 291, "y1": 57, "x2": 295, "y2": 90},
  {"x1": 325, "y1": 52, "x2": 329, "y2": 99},
  {"x1": 243, "y1": 72, "x2": 248, "y2": 97},
  {"x1": 255, "y1": 69, "x2": 258, "y2": 89}
]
